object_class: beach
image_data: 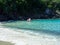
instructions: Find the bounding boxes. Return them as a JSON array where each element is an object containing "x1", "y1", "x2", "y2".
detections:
[
  {"x1": 0, "y1": 24, "x2": 60, "y2": 45},
  {"x1": 0, "y1": 41, "x2": 14, "y2": 45}
]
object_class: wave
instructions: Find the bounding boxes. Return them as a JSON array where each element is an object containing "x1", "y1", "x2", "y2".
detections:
[{"x1": 0, "y1": 26, "x2": 60, "y2": 45}]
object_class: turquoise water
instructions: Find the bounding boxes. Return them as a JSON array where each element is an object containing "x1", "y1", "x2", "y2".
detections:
[{"x1": 2, "y1": 19, "x2": 60, "y2": 35}]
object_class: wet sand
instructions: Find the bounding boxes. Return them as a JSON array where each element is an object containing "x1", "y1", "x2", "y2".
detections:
[{"x1": 0, "y1": 41, "x2": 14, "y2": 45}]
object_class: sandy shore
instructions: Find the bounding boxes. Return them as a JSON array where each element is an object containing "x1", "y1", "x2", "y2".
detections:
[
  {"x1": 0, "y1": 25, "x2": 60, "y2": 45},
  {"x1": 0, "y1": 41, "x2": 14, "y2": 45}
]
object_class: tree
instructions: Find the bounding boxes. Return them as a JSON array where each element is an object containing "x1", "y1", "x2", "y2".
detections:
[{"x1": 0, "y1": 0, "x2": 60, "y2": 21}]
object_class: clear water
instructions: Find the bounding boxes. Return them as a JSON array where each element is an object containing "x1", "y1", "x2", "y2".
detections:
[{"x1": 2, "y1": 19, "x2": 60, "y2": 35}]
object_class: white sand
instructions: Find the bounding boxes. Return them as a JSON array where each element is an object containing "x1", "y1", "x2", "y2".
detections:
[{"x1": 0, "y1": 24, "x2": 60, "y2": 45}]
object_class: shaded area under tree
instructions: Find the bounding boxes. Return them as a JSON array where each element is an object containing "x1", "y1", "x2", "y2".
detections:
[{"x1": 0, "y1": 0, "x2": 60, "y2": 21}]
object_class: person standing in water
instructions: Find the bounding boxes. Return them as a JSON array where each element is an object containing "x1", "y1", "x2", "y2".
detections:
[{"x1": 27, "y1": 18, "x2": 31, "y2": 22}]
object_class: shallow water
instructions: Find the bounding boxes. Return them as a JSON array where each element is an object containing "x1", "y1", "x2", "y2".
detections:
[
  {"x1": 0, "y1": 20, "x2": 60, "y2": 45},
  {"x1": 0, "y1": 27, "x2": 60, "y2": 45},
  {"x1": 2, "y1": 19, "x2": 60, "y2": 36}
]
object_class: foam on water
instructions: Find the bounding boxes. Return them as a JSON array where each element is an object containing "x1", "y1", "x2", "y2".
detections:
[
  {"x1": 0, "y1": 19, "x2": 60, "y2": 45},
  {"x1": 0, "y1": 26, "x2": 60, "y2": 45}
]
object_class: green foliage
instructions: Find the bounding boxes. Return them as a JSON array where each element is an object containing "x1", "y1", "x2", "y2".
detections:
[{"x1": 0, "y1": 0, "x2": 60, "y2": 20}]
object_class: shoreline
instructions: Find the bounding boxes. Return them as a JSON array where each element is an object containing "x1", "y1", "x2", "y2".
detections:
[{"x1": 0, "y1": 25, "x2": 60, "y2": 45}]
